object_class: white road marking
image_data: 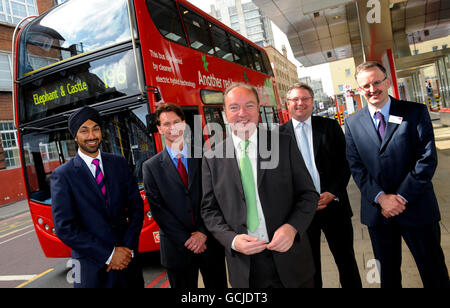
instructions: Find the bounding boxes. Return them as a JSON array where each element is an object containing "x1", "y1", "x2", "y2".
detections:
[
  {"x1": 0, "y1": 225, "x2": 34, "y2": 239},
  {"x1": 0, "y1": 229, "x2": 34, "y2": 245},
  {"x1": 0, "y1": 275, "x2": 36, "y2": 281}
]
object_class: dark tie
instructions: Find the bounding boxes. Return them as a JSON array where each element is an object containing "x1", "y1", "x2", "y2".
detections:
[
  {"x1": 176, "y1": 154, "x2": 188, "y2": 188},
  {"x1": 91, "y1": 159, "x2": 106, "y2": 196},
  {"x1": 375, "y1": 112, "x2": 386, "y2": 140}
]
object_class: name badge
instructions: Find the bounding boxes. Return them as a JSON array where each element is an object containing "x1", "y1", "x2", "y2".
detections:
[{"x1": 388, "y1": 115, "x2": 403, "y2": 125}]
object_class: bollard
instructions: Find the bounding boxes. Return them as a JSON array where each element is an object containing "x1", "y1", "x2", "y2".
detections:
[{"x1": 436, "y1": 95, "x2": 441, "y2": 111}]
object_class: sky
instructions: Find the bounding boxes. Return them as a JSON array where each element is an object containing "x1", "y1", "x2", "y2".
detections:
[{"x1": 185, "y1": 0, "x2": 334, "y2": 96}]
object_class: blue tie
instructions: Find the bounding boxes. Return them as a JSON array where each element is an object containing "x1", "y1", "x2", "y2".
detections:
[{"x1": 297, "y1": 122, "x2": 320, "y2": 193}]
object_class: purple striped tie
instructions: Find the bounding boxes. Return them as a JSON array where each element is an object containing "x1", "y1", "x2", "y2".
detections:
[{"x1": 92, "y1": 159, "x2": 106, "y2": 196}]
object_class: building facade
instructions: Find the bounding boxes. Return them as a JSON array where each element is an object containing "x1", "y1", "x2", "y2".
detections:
[
  {"x1": 0, "y1": 0, "x2": 57, "y2": 206},
  {"x1": 210, "y1": 0, "x2": 274, "y2": 48},
  {"x1": 264, "y1": 45, "x2": 298, "y2": 107}
]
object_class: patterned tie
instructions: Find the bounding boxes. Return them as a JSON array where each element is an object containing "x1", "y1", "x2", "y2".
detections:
[
  {"x1": 91, "y1": 159, "x2": 106, "y2": 196},
  {"x1": 239, "y1": 140, "x2": 258, "y2": 233},
  {"x1": 375, "y1": 112, "x2": 386, "y2": 140},
  {"x1": 297, "y1": 122, "x2": 320, "y2": 193},
  {"x1": 176, "y1": 154, "x2": 188, "y2": 188}
]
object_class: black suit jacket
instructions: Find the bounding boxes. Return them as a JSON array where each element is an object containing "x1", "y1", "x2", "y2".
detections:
[
  {"x1": 143, "y1": 148, "x2": 211, "y2": 270},
  {"x1": 201, "y1": 129, "x2": 319, "y2": 287},
  {"x1": 280, "y1": 117, "x2": 353, "y2": 218},
  {"x1": 51, "y1": 152, "x2": 144, "y2": 287},
  {"x1": 345, "y1": 97, "x2": 440, "y2": 227}
]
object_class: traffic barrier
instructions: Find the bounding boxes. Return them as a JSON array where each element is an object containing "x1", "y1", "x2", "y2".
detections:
[{"x1": 436, "y1": 95, "x2": 441, "y2": 111}]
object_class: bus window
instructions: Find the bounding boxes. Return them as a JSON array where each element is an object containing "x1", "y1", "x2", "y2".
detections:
[
  {"x1": 146, "y1": 0, "x2": 188, "y2": 46},
  {"x1": 200, "y1": 89, "x2": 224, "y2": 105},
  {"x1": 260, "y1": 107, "x2": 268, "y2": 130},
  {"x1": 19, "y1": 0, "x2": 131, "y2": 77},
  {"x1": 230, "y1": 35, "x2": 252, "y2": 69},
  {"x1": 268, "y1": 107, "x2": 280, "y2": 125},
  {"x1": 261, "y1": 51, "x2": 274, "y2": 77},
  {"x1": 209, "y1": 24, "x2": 234, "y2": 62},
  {"x1": 102, "y1": 103, "x2": 156, "y2": 187},
  {"x1": 181, "y1": 6, "x2": 214, "y2": 55},
  {"x1": 251, "y1": 47, "x2": 266, "y2": 73},
  {"x1": 22, "y1": 128, "x2": 77, "y2": 204},
  {"x1": 203, "y1": 106, "x2": 226, "y2": 142}
]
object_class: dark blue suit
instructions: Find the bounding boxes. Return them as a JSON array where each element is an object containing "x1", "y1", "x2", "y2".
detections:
[
  {"x1": 51, "y1": 152, "x2": 144, "y2": 288},
  {"x1": 142, "y1": 148, "x2": 226, "y2": 288},
  {"x1": 345, "y1": 97, "x2": 449, "y2": 287}
]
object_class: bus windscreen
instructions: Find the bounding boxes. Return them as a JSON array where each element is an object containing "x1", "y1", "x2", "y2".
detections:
[{"x1": 18, "y1": 0, "x2": 131, "y2": 77}]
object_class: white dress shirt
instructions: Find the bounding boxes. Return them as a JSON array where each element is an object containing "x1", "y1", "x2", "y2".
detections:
[
  {"x1": 230, "y1": 131, "x2": 270, "y2": 250},
  {"x1": 291, "y1": 117, "x2": 321, "y2": 193},
  {"x1": 77, "y1": 148, "x2": 104, "y2": 178}
]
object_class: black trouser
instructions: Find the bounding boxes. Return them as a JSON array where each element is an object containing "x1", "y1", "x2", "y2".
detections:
[
  {"x1": 368, "y1": 220, "x2": 449, "y2": 288},
  {"x1": 307, "y1": 212, "x2": 362, "y2": 288},
  {"x1": 167, "y1": 244, "x2": 227, "y2": 288}
]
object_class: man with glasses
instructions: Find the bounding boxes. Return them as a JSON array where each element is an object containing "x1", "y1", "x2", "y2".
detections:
[
  {"x1": 280, "y1": 83, "x2": 361, "y2": 288},
  {"x1": 345, "y1": 61, "x2": 449, "y2": 288}
]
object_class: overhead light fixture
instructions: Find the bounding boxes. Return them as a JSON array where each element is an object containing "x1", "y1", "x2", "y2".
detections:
[
  {"x1": 313, "y1": 12, "x2": 320, "y2": 18},
  {"x1": 333, "y1": 15, "x2": 340, "y2": 20}
]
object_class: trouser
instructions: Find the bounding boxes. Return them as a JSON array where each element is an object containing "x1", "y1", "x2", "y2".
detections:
[{"x1": 368, "y1": 220, "x2": 449, "y2": 288}]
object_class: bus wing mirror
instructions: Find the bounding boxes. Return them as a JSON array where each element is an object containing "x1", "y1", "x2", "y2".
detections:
[
  {"x1": 146, "y1": 114, "x2": 158, "y2": 134},
  {"x1": 148, "y1": 86, "x2": 162, "y2": 102}
]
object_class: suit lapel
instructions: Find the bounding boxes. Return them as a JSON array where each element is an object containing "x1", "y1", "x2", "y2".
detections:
[
  {"x1": 311, "y1": 117, "x2": 322, "y2": 158},
  {"x1": 223, "y1": 137, "x2": 244, "y2": 197},
  {"x1": 161, "y1": 148, "x2": 186, "y2": 190},
  {"x1": 73, "y1": 154, "x2": 104, "y2": 200},
  {"x1": 358, "y1": 106, "x2": 381, "y2": 148},
  {"x1": 380, "y1": 98, "x2": 402, "y2": 152}
]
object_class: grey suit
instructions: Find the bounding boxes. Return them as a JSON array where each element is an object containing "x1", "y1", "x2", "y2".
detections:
[{"x1": 201, "y1": 129, "x2": 319, "y2": 288}]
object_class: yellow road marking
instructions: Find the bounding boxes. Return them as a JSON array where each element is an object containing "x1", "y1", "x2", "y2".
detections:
[{"x1": 15, "y1": 268, "x2": 54, "y2": 288}]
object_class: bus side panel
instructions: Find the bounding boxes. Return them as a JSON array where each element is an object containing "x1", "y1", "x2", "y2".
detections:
[{"x1": 29, "y1": 201, "x2": 72, "y2": 258}]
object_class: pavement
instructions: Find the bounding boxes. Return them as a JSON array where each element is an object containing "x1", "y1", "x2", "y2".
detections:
[{"x1": 1, "y1": 114, "x2": 449, "y2": 288}]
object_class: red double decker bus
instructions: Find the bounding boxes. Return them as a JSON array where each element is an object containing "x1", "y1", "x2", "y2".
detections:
[{"x1": 12, "y1": 0, "x2": 284, "y2": 258}]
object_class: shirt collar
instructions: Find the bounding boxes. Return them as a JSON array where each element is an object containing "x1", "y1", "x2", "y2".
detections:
[
  {"x1": 368, "y1": 97, "x2": 391, "y2": 120},
  {"x1": 231, "y1": 129, "x2": 258, "y2": 152},
  {"x1": 78, "y1": 148, "x2": 101, "y2": 165},
  {"x1": 166, "y1": 144, "x2": 188, "y2": 160},
  {"x1": 291, "y1": 115, "x2": 312, "y2": 130}
]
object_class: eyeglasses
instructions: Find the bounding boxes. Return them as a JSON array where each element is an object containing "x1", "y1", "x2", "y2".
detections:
[
  {"x1": 287, "y1": 96, "x2": 313, "y2": 103},
  {"x1": 358, "y1": 76, "x2": 387, "y2": 92}
]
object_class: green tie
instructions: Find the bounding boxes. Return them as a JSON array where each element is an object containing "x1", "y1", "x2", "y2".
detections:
[{"x1": 239, "y1": 140, "x2": 258, "y2": 233}]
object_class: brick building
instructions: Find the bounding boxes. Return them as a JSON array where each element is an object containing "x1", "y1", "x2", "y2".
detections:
[{"x1": 0, "y1": 0, "x2": 59, "y2": 206}]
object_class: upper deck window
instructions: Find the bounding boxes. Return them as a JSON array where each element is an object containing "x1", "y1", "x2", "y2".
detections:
[
  {"x1": 18, "y1": 0, "x2": 131, "y2": 77},
  {"x1": 181, "y1": 6, "x2": 214, "y2": 55},
  {"x1": 146, "y1": 0, "x2": 187, "y2": 47}
]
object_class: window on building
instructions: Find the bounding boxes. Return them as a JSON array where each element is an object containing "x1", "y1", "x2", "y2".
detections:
[
  {"x1": 432, "y1": 46, "x2": 438, "y2": 52},
  {"x1": 0, "y1": 53, "x2": 12, "y2": 91},
  {"x1": 345, "y1": 69, "x2": 351, "y2": 77},
  {"x1": 0, "y1": 121, "x2": 20, "y2": 168},
  {"x1": 338, "y1": 85, "x2": 344, "y2": 92},
  {"x1": 0, "y1": 0, "x2": 38, "y2": 25}
]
